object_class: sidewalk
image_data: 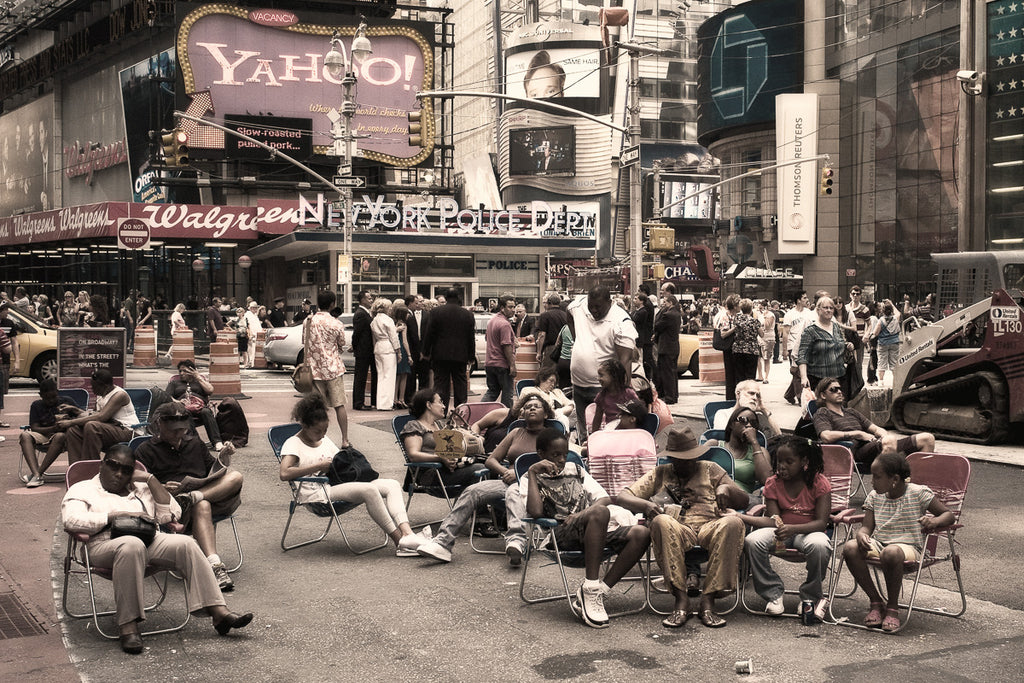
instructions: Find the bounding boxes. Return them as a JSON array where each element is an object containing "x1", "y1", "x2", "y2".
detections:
[{"x1": 669, "y1": 359, "x2": 1024, "y2": 468}]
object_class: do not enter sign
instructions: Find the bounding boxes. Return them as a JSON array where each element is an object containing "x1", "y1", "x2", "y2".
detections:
[{"x1": 117, "y1": 218, "x2": 150, "y2": 249}]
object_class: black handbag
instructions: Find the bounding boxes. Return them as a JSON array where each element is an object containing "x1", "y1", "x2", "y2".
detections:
[
  {"x1": 109, "y1": 516, "x2": 158, "y2": 546},
  {"x1": 326, "y1": 446, "x2": 380, "y2": 486},
  {"x1": 712, "y1": 328, "x2": 735, "y2": 351}
]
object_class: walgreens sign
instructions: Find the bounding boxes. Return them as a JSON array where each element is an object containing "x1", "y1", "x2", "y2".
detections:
[{"x1": 177, "y1": 5, "x2": 434, "y2": 167}]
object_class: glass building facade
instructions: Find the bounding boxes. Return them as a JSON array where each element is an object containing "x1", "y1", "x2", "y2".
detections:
[{"x1": 832, "y1": 1, "x2": 961, "y2": 301}]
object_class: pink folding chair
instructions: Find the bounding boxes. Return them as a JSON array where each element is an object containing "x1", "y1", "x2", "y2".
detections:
[
  {"x1": 453, "y1": 401, "x2": 507, "y2": 428},
  {"x1": 739, "y1": 443, "x2": 859, "y2": 616},
  {"x1": 61, "y1": 460, "x2": 190, "y2": 639},
  {"x1": 586, "y1": 428, "x2": 658, "y2": 496},
  {"x1": 827, "y1": 452, "x2": 971, "y2": 633}
]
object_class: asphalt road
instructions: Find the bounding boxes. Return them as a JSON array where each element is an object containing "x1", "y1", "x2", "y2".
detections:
[{"x1": 2, "y1": 367, "x2": 1023, "y2": 682}]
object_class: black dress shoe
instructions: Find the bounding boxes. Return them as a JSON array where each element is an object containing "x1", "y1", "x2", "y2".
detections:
[
  {"x1": 355, "y1": 406, "x2": 373, "y2": 411},
  {"x1": 120, "y1": 632, "x2": 144, "y2": 654},
  {"x1": 214, "y1": 611, "x2": 253, "y2": 636}
]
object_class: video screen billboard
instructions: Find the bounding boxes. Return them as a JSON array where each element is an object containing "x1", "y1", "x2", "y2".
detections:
[{"x1": 508, "y1": 126, "x2": 575, "y2": 177}]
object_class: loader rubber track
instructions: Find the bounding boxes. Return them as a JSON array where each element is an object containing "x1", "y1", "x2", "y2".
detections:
[{"x1": 892, "y1": 370, "x2": 1010, "y2": 445}]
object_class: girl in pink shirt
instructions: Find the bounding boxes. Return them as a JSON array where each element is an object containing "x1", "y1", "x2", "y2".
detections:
[{"x1": 733, "y1": 437, "x2": 831, "y2": 617}]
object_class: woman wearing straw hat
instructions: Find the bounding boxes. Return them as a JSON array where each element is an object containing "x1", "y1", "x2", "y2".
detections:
[{"x1": 617, "y1": 425, "x2": 749, "y2": 629}]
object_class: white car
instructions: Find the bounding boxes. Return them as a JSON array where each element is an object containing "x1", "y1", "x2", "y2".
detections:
[{"x1": 263, "y1": 313, "x2": 355, "y2": 369}]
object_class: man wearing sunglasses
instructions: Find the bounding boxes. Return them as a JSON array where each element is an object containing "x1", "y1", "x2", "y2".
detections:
[{"x1": 812, "y1": 377, "x2": 934, "y2": 466}]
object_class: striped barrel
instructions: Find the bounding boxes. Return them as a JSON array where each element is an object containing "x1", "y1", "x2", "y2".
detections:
[
  {"x1": 170, "y1": 329, "x2": 195, "y2": 364},
  {"x1": 698, "y1": 329, "x2": 725, "y2": 384},
  {"x1": 252, "y1": 329, "x2": 267, "y2": 369},
  {"x1": 209, "y1": 341, "x2": 244, "y2": 398},
  {"x1": 515, "y1": 340, "x2": 539, "y2": 381},
  {"x1": 132, "y1": 326, "x2": 157, "y2": 368}
]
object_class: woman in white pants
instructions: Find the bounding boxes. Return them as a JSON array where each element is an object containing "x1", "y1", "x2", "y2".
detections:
[
  {"x1": 279, "y1": 393, "x2": 429, "y2": 556},
  {"x1": 370, "y1": 299, "x2": 400, "y2": 410}
]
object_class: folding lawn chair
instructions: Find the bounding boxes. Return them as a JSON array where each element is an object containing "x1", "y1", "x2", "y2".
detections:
[
  {"x1": 738, "y1": 443, "x2": 859, "y2": 617},
  {"x1": 61, "y1": 460, "x2": 191, "y2": 639},
  {"x1": 268, "y1": 423, "x2": 388, "y2": 554},
  {"x1": 586, "y1": 428, "x2": 657, "y2": 497},
  {"x1": 18, "y1": 388, "x2": 90, "y2": 484},
  {"x1": 514, "y1": 452, "x2": 648, "y2": 621},
  {"x1": 703, "y1": 400, "x2": 735, "y2": 428},
  {"x1": 826, "y1": 452, "x2": 971, "y2": 633},
  {"x1": 130, "y1": 434, "x2": 244, "y2": 572}
]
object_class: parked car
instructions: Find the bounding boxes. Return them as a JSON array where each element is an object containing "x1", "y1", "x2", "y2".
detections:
[
  {"x1": 5, "y1": 307, "x2": 58, "y2": 383},
  {"x1": 264, "y1": 312, "x2": 489, "y2": 373},
  {"x1": 263, "y1": 313, "x2": 355, "y2": 369},
  {"x1": 677, "y1": 333, "x2": 700, "y2": 378}
]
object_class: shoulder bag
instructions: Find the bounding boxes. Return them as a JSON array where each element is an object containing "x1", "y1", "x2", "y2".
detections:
[
  {"x1": 712, "y1": 327, "x2": 735, "y2": 351},
  {"x1": 291, "y1": 317, "x2": 314, "y2": 393},
  {"x1": 326, "y1": 445, "x2": 380, "y2": 486}
]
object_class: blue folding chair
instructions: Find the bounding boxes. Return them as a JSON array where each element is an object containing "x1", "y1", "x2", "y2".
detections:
[
  {"x1": 507, "y1": 418, "x2": 566, "y2": 434},
  {"x1": 515, "y1": 378, "x2": 536, "y2": 397},
  {"x1": 514, "y1": 452, "x2": 648, "y2": 620},
  {"x1": 392, "y1": 415, "x2": 477, "y2": 527},
  {"x1": 704, "y1": 400, "x2": 735, "y2": 428},
  {"x1": 649, "y1": 446, "x2": 740, "y2": 616},
  {"x1": 639, "y1": 412, "x2": 660, "y2": 437},
  {"x1": 269, "y1": 423, "x2": 387, "y2": 554},
  {"x1": 125, "y1": 387, "x2": 152, "y2": 433}
]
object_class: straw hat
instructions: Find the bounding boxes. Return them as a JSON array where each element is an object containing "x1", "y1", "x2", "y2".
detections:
[{"x1": 661, "y1": 426, "x2": 709, "y2": 460}]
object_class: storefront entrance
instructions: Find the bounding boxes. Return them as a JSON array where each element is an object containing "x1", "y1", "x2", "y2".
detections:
[{"x1": 410, "y1": 278, "x2": 479, "y2": 308}]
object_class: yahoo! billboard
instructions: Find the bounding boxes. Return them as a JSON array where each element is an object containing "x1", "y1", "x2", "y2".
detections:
[{"x1": 176, "y1": 5, "x2": 434, "y2": 166}]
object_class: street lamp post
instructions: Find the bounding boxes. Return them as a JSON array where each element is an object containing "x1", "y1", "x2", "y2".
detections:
[
  {"x1": 324, "y1": 20, "x2": 372, "y2": 311},
  {"x1": 616, "y1": 41, "x2": 669, "y2": 300}
]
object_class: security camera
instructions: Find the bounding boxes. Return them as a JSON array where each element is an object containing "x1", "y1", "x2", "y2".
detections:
[{"x1": 956, "y1": 70, "x2": 979, "y2": 84}]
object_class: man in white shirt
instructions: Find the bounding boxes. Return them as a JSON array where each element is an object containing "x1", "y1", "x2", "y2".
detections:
[
  {"x1": 781, "y1": 291, "x2": 816, "y2": 404},
  {"x1": 567, "y1": 286, "x2": 637, "y2": 439},
  {"x1": 243, "y1": 302, "x2": 261, "y2": 369}
]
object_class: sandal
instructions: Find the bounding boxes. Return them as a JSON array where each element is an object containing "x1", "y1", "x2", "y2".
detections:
[
  {"x1": 698, "y1": 609, "x2": 727, "y2": 628},
  {"x1": 662, "y1": 609, "x2": 689, "y2": 628},
  {"x1": 881, "y1": 608, "x2": 901, "y2": 633},
  {"x1": 863, "y1": 602, "x2": 885, "y2": 628}
]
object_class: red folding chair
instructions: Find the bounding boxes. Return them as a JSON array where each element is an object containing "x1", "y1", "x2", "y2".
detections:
[
  {"x1": 61, "y1": 460, "x2": 190, "y2": 639},
  {"x1": 826, "y1": 452, "x2": 971, "y2": 633}
]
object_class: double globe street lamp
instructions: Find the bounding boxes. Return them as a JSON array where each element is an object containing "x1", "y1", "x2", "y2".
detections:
[{"x1": 324, "y1": 20, "x2": 372, "y2": 310}]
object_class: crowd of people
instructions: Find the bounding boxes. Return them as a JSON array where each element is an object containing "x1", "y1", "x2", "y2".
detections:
[{"x1": 1, "y1": 281, "x2": 951, "y2": 653}]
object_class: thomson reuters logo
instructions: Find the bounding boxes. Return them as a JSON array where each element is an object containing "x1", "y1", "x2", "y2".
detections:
[{"x1": 788, "y1": 213, "x2": 804, "y2": 231}]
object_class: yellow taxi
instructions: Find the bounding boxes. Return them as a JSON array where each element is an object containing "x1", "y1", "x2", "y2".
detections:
[{"x1": 4, "y1": 307, "x2": 58, "y2": 383}]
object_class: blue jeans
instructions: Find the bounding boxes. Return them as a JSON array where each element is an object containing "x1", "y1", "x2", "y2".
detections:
[
  {"x1": 483, "y1": 366, "x2": 514, "y2": 408},
  {"x1": 745, "y1": 526, "x2": 832, "y2": 601}
]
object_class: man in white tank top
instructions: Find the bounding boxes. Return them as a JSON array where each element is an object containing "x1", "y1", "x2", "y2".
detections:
[{"x1": 60, "y1": 368, "x2": 138, "y2": 463}]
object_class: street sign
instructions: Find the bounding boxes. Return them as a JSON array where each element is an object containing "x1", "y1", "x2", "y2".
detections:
[
  {"x1": 620, "y1": 145, "x2": 640, "y2": 167},
  {"x1": 333, "y1": 176, "x2": 366, "y2": 188},
  {"x1": 116, "y1": 218, "x2": 150, "y2": 250}
]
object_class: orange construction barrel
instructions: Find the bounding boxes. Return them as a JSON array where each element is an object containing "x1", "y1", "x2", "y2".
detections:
[
  {"x1": 515, "y1": 340, "x2": 539, "y2": 381},
  {"x1": 698, "y1": 329, "x2": 725, "y2": 384},
  {"x1": 132, "y1": 326, "x2": 157, "y2": 368},
  {"x1": 251, "y1": 329, "x2": 267, "y2": 369},
  {"x1": 170, "y1": 329, "x2": 195, "y2": 365},
  {"x1": 209, "y1": 341, "x2": 245, "y2": 399}
]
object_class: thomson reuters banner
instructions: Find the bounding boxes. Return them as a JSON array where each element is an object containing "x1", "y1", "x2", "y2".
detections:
[{"x1": 776, "y1": 93, "x2": 818, "y2": 255}]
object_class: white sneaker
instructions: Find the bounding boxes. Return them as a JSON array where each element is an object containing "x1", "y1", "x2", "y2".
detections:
[
  {"x1": 397, "y1": 527, "x2": 432, "y2": 553},
  {"x1": 417, "y1": 540, "x2": 452, "y2": 563},
  {"x1": 574, "y1": 581, "x2": 609, "y2": 628},
  {"x1": 765, "y1": 596, "x2": 786, "y2": 616},
  {"x1": 26, "y1": 475, "x2": 45, "y2": 488},
  {"x1": 214, "y1": 442, "x2": 224, "y2": 452}
]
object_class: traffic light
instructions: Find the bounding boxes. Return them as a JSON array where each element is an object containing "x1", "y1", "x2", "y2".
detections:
[
  {"x1": 160, "y1": 128, "x2": 189, "y2": 166},
  {"x1": 820, "y1": 166, "x2": 834, "y2": 196},
  {"x1": 407, "y1": 110, "x2": 424, "y2": 147}
]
